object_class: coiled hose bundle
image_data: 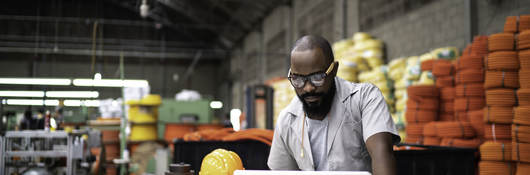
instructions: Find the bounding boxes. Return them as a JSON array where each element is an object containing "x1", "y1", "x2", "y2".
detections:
[
  {"x1": 514, "y1": 106, "x2": 530, "y2": 125},
  {"x1": 512, "y1": 142, "x2": 530, "y2": 163},
  {"x1": 486, "y1": 88, "x2": 518, "y2": 106},
  {"x1": 456, "y1": 69, "x2": 485, "y2": 84},
  {"x1": 454, "y1": 97, "x2": 486, "y2": 111},
  {"x1": 456, "y1": 83, "x2": 485, "y2": 97},
  {"x1": 517, "y1": 89, "x2": 530, "y2": 106},
  {"x1": 456, "y1": 54, "x2": 484, "y2": 70},
  {"x1": 484, "y1": 124, "x2": 512, "y2": 140},
  {"x1": 480, "y1": 141, "x2": 512, "y2": 161},
  {"x1": 484, "y1": 106, "x2": 515, "y2": 124},
  {"x1": 479, "y1": 161, "x2": 516, "y2": 175},
  {"x1": 519, "y1": 69, "x2": 530, "y2": 89},
  {"x1": 485, "y1": 70, "x2": 520, "y2": 89},
  {"x1": 519, "y1": 50, "x2": 530, "y2": 70},
  {"x1": 441, "y1": 138, "x2": 482, "y2": 148},
  {"x1": 488, "y1": 33, "x2": 515, "y2": 52},
  {"x1": 485, "y1": 51, "x2": 519, "y2": 70},
  {"x1": 518, "y1": 30, "x2": 530, "y2": 50},
  {"x1": 435, "y1": 121, "x2": 476, "y2": 138},
  {"x1": 512, "y1": 124, "x2": 530, "y2": 143}
]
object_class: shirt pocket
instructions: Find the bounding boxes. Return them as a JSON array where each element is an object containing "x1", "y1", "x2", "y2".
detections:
[{"x1": 340, "y1": 120, "x2": 364, "y2": 158}]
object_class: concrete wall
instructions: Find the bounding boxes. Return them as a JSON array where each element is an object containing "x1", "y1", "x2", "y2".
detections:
[{"x1": 229, "y1": 0, "x2": 530, "y2": 111}]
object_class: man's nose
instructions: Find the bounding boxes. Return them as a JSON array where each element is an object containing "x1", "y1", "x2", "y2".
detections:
[{"x1": 302, "y1": 80, "x2": 316, "y2": 93}]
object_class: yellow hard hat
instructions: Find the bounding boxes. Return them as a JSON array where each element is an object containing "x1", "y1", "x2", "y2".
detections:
[{"x1": 199, "y1": 149, "x2": 244, "y2": 175}]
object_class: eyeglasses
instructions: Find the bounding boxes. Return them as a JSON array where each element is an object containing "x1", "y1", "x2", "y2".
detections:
[{"x1": 287, "y1": 61, "x2": 337, "y2": 88}]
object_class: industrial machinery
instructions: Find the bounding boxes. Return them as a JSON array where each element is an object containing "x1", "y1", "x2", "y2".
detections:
[{"x1": 0, "y1": 130, "x2": 93, "y2": 175}]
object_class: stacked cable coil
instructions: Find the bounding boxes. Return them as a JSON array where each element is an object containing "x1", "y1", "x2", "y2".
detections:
[
  {"x1": 434, "y1": 60, "x2": 456, "y2": 122},
  {"x1": 512, "y1": 16, "x2": 530, "y2": 174},
  {"x1": 480, "y1": 16, "x2": 530, "y2": 175},
  {"x1": 404, "y1": 85, "x2": 439, "y2": 144}
]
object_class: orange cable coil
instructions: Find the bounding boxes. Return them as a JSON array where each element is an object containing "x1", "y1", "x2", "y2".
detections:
[
  {"x1": 468, "y1": 110, "x2": 485, "y2": 137},
  {"x1": 512, "y1": 124, "x2": 530, "y2": 143},
  {"x1": 472, "y1": 36, "x2": 489, "y2": 56},
  {"x1": 485, "y1": 51, "x2": 519, "y2": 70},
  {"x1": 439, "y1": 113, "x2": 455, "y2": 121},
  {"x1": 407, "y1": 98, "x2": 439, "y2": 111},
  {"x1": 455, "y1": 111, "x2": 469, "y2": 122},
  {"x1": 440, "y1": 138, "x2": 482, "y2": 148},
  {"x1": 454, "y1": 97, "x2": 486, "y2": 111},
  {"x1": 421, "y1": 59, "x2": 435, "y2": 71},
  {"x1": 478, "y1": 161, "x2": 516, "y2": 175},
  {"x1": 484, "y1": 106, "x2": 515, "y2": 124},
  {"x1": 514, "y1": 106, "x2": 530, "y2": 125},
  {"x1": 519, "y1": 69, "x2": 530, "y2": 89},
  {"x1": 512, "y1": 142, "x2": 530, "y2": 163},
  {"x1": 423, "y1": 136, "x2": 441, "y2": 146},
  {"x1": 407, "y1": 85, "x2": 440, "y2": 101},
  {"x1": 486, "y1": 88, "x2": 517, "y2": 107},
  {"x1": 519, "y1": 50, "x2": 530, "y2": 70},
  {"x1": 484, "y1": 124, "x2": 512, "y2": 140},
  {"x1": 435, "y1": 121, "x2": 476, "y2": 138},
  {"x1": 518, "y1": 30, "x2": 530, "y2": 50},
  {"x1": 456, "y1": 54, "x2": 484, "y2": 70},
  {"x1": 516, "y1": 162, "x2": 530, "y2": 175},
  {"x1": 432, "y1": 60, "x2": 454, "y2": 77},
  {"x1": 520, "y1": 15, "x2": 530, "y2": 31},
  {"x1": 405, "y1": 109, "x2": 437, "y2": 124},
  {"x1": 436, "y1": 76, "x2": 455, "y2": 88},
  {"x1": 456, "y1": 69, "x2": 485, "y2": 84},
  {"x1": 440, "y1": 87, "x2": 456, "y2": 101},
  {"x1": 485, "y1": 70, "x2": 519, "y2": 89},
  {"x1": 406, "y1": 123, "x2": 425, "y2": 136},
  {"x1": 480, "y1": 141, "x2": 512, "y2": 161},
  {"x1": 440, "y1": 101, "x2": 454, "y2": 113},
  {"x1": 404, "y1": 135, "x2": 423, "y2": 145},
  {"x1": 422, "y1": 122, "x2": 438, "y2": 137},
  {"x1": 517, "y1": 88, "x2": 530, "y2": 106},
  {"x1": 488, "y1": 33, "x2": 515, "y2": 52},
  {"x1": 504, "y1": 16, "x2": 518, "y2": 33},
  {"x1": 456, "y1": 83, "x2": 485, "y2": 97}
]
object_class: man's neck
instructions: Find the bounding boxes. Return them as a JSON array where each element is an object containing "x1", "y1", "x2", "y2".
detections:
[{"x1": 307, "y1": 113, "x2": 327, "y2": 121}]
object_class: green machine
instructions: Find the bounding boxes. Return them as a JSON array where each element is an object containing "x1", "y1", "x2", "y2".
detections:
[{"x1": 157, "y1": 99, "x2": 213, "y2": 138}]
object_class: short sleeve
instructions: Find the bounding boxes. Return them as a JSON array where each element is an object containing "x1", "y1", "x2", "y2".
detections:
[
  {"x1": 267, "y1": 111, "x2": 299, "y2": 170},
  {"x1": 359, "y1": 83, "x2": 401, "y2": 144}
]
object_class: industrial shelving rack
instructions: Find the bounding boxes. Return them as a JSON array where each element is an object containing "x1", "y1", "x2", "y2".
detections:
[{"x1": 0, "y1": 130, "x2": 87, "y2": 175}]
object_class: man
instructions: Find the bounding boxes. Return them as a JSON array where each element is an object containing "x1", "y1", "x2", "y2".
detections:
[{"x1": 268, "y1": 35, "x2": 400, "y2": 175}]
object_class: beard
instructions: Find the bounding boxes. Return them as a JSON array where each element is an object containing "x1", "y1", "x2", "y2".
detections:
[{"x1": 297, "y1": 81, "x2": 336, "y2": 117}]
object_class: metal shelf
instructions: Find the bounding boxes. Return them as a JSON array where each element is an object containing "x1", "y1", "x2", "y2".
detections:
[
  {"x1": 5, "y1": 151, "x2": 68, "y2": 157},
  {"x1": 5, "y1": 131, "x2": 68, "y2": 138}
]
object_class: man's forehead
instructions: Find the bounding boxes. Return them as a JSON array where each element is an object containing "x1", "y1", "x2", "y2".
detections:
[{"x1": 290, "y1": 48, "x2": 328, "y2": 75}]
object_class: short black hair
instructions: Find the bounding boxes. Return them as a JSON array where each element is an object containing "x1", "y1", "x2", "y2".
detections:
[{"x1": 291, "y1": 35, "x2": 334, "y2": 64}]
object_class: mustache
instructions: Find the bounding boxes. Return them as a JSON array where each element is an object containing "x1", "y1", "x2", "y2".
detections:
[{"x1": 301, "y1": 92, "x2": 325, "y2": 99}]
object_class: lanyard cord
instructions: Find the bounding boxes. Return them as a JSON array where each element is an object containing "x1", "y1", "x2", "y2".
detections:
[{"x1": 301, "y1": 113, "x2": 306, "y2": 158}]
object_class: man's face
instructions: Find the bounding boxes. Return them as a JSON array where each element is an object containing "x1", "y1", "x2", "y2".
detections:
[{"x1": 290, "y1": 48, "x2": 336, "y2": 114}]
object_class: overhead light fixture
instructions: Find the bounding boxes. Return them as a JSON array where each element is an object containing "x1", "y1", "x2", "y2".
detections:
[
  {"x1": 210, "y1": 101, "x2": 223, "y2": 109},
  {"x1": 0, "y1": 91, "x2": 45, "y2": 97},
  {"x1": 3, "y1": 99, "x2": 100, "y2": 107},
  {"x1": 0, "y1": 90, "x2": 99, "y2": 98},
  {"x1": 94, "y1": 73, "x2": 102, "y2": 80},
  {"x1": 72, "y1": 79, "x2": 149, "y2": 87},
  {"x1": 46, "y1": 91, "x2": 99, "y2": 98},
  {"x1": 0, "y1": 78, "x2": 71, "y2": 86}
]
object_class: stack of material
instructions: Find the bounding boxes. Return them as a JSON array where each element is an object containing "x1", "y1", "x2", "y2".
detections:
[
  {"x1": 332, "y1": 32, "x2": 384, "y2": 82},
  {"x1": 433, "y1": 60, "x2": 456, "y2": 121},
  {"x1": 479, "y1": 16, "x2": 525, "y2": 175},
  {"x1": 454, "y1": 36, "x2": 488, "y2": 141},
  {"x1": 513, "y1": 16, "x2": 530, "y2": 174},
  {"x1": 389, "y1": 58, "x2": 408, "y2": 138},
  {"x1": 404, "y1": 85, "x2": 439, "y2": 144}
]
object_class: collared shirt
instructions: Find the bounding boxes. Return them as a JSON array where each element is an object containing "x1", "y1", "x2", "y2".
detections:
[{"x1": 267, "y1": 77, "x2": 400, "y2": 171}]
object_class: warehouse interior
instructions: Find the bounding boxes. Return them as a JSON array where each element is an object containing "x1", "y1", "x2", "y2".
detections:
[{"x1": 1, "y1": 0, "x2": 530, "y2": 174}]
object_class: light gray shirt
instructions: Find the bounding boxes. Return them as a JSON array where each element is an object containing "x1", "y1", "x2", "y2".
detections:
[
  {"x1": 267, "y1": 77, "x2": 400, "y2": 171},
  {"x1": 306, "y1": 117, "x2": 329, "y2": 170}
]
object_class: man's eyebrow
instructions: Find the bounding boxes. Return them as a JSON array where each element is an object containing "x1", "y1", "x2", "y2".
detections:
[{"x1": 290, "y1": 70, "x2": 325, "y2": 76}]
